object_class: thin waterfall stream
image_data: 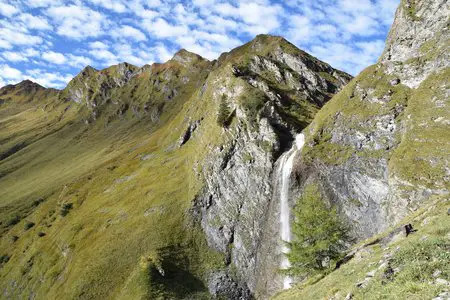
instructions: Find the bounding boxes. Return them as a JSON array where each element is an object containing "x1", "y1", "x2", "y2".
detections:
[{"x1": 278, "y1": 133, "x2": 305, "y2": 289}]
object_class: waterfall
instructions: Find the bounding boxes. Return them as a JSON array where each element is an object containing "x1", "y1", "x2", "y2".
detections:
[{"x1": 278, "y1": 133, "x2": 305, "y2": 289}]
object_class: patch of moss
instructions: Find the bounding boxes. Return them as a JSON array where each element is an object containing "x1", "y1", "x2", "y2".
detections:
[
  {"x1": 401, "y1": 0, "x2": 421, "y2": 21},
  {"x1": 259, "y1": 140, "x2": 273, "y2": 153},
  {"x1": 389, "y1": 68, "x2": 449, "y2": 188},
  {"x1": 242, "y1": 152, "x2": 253, "y2": 163},
  {"x1": 238, "y1": 87, "x2": 266, "y2": 126},
  {"x1": 319, "y1": 72, "x2": 339, "y2": 85},
  {"x1": 356, "y1": 149, "x2": 386, "y2": 160},
  {"x1": 348, "y1": 198, "x2": 363, "y2": 207}
]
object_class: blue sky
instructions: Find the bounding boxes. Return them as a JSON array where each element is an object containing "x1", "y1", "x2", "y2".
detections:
[{"x1": 0, "y1": 0, "x2": 399, "y2": 89}]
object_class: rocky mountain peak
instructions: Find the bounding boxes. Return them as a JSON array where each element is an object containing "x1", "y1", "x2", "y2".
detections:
[
  {"x1": 101, "y1": 62, "x2": 138, "y2": 76},
  {"x1": 171, "y1": 49, "x2": 206, "y2": 65},
  {"x1": 380, "y1": 0, "x2": 449, "y2": 87},
  {"x1": 0, "y1": 79, "x2": 57, "y2": 104},
  {"x1": 250, "y1": 34, "x2": 288, "y2": 49},
  {"x1": 382, "y1": 0, "x2": 449, "y2": 63},
  {"x1": 77, "y1": 65, "x2": 98, "y2": 77},
  {"x1": 1, "y1": 79, "x2": 45, "y2": 92}
]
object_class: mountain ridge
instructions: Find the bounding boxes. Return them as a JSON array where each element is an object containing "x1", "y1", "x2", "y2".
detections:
[{"x1": 1, "y1": 34, "x2": 351, "y2": 93}]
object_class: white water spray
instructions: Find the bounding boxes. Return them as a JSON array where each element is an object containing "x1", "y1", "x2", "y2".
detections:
[{"x1": 278, "y1": 133, "x2": 305, "y2": 289}]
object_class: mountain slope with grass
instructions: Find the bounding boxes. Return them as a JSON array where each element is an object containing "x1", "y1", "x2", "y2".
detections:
[
  {"x1": 276, "y1": 0, "x2": 449, "y2": 298},
  {"x1": 0, "y1": 35, "x2": 351, "y2": 299},
  {"x1": 275, "y1": 196, "x2": 450, "y2": 300}
]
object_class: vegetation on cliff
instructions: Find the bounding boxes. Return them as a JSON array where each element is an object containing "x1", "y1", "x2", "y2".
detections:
[{"x1": 288, "y1": 184, "x2": 351, "y2": 276}]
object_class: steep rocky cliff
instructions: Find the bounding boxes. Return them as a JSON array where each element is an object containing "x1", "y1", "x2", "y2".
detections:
[
  {"x1": 191, "y1": 35, "x2": 351, "y2": 298},
  {"x1": 292, "y1": 0, "x2": 449, "y2": 241}
]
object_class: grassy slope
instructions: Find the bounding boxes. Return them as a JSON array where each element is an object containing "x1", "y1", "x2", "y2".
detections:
[
  {"x1": 274, "y1": 195, "x2": 450, "y2": 300},
  {"x1": 302, "y1": 57, "x2": 449, "y2": 190},
  {"x1": 0, "y1": 66, "x2": 226, "y2": 299},
  {"x1": 301, "y1": 64, "x2": 411, "y2": 165}
]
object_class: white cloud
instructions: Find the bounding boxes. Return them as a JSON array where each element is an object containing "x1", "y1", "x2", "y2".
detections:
[
  {"x1": 89, "y1": 49, "x2": 118, "y2": 65},
  {"x1": 204, "y1": 15, "x2": 239, "y2": 33},
  {"x1": 114, "y1": 25, "x2": 147, "y2": 41},
  {"x1": 23, "y1": 48, "x2": 40, "y2": 57},
  {"x1": 2, "y1": 51, "x2": 29, "y2": 62},
  {"x1": 376, "y1": 0, "x2": 400, "y2": 25},
  {"x1": 25, "y1": 0, "x2": 62, "y2": 8},
  {"x1": 0, "y1": 64, "x2": 22, "y2": 80},
  {"x1": 356, "y1": 40, "x2": 386, "y2": 58},
  {"x1": 145, "y1": 0, "x2": 162, "y2": 7},
  {"x1": 192, "y1": 0, "x2": 216, "y2": 7},
  {"x1": 0, "y1": 28, "x2": 43, "y2": 47},
  {"x1": 287, "y1": 15, "x2": 312, "y2": 43},
  {"x1": 0, "y1": 2, "x2": 19, "y2": 17},
  {"x1": 111, "y1": 43, "x2": 149, "y2": 65},
  {"x1": 192, "y1": 31, "x2": 240, "y2": 48},
  {"x1": 310, "y1": 39, "x2": 387, "y2": 75},
  {"x1": 0, "y1": 40, "x2": 12, "y2": 49},
  {"x1": 214, "y1": 3, "x2": 236, "y2": 16},
  {"x1": 154, "y1": 44, "x2": 173, "y2": 62},
  {"x1": 343, "y1": 15, "x2": 378, "y2": 36},
  {"x1": 143, "y1": 18, "x2": 188, "y2": 38},
  {"x1": 338, "y1": 0, "x2": 375, "y2": 14},
  {"x1": 67, "y1": 54, "x2": 92, "y2": 68},
  {"x1": 46, "y1": 4, "x2": 109, "y2": 39},
  {"x1": 238, "y1": 2, "x2": 282, "y2": 30},
  {"x1": 19, "y1": 13, "x2": 53, "y2": 30},
  {"x1": 89, "y1": 41, "x2": 109, "y2": 49},
  {"x1": 42, "y1": 51, "x2": 66, "y2": 64},
  {"x1": 213, "y1": 2, "x2": 283, "y2": 34},
  {"x1": 87, "y1": 0, "x2": 127, "y2": 13}
]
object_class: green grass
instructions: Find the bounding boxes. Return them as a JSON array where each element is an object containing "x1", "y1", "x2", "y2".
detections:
[
  {"x1": 402, "y1": 0, "x2": 421, "y2": 21},
  {"x1": 0, "y1": 60, "x2": 226, "y2": 299},
  {"x1": 301, "y1": 63, "x2": 420, "y2": 168},
  {"x1": 274, "y1": 196, "x2": 450, "y2": 300},
  {"x1": 389, "y1": 68, "x2": 450, "y2": 189}
]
